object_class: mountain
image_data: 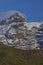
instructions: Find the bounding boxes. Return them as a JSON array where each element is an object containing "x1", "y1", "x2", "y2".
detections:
[
  {"x1": 0, "y1": 11, "x2": 43, "y2": 50},
  {"x1": 35, "y1": 23, "x2": 43, "y2": 50}
]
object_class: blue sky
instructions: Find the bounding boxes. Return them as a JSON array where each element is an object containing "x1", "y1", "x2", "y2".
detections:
[{"x1": 0, "y1": 0, "x2": 43, "y2": 22}]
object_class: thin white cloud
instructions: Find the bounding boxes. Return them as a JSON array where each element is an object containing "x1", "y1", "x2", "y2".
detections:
[{"x1": 0, "y1": 10, "x2": 26, "y2": 21}]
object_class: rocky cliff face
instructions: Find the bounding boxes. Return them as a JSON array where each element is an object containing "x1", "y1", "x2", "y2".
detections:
[{"x1": 0, "y1": 11, "x2": 42, "y2": 50}]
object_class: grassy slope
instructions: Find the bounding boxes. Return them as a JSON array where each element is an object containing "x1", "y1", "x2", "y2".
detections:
[{"x1": 0, "y1": 42, "x2": 43, "y2": 65}]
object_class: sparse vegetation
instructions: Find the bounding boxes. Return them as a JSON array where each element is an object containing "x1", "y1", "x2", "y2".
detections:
[{"x1": 0, "y1": 42, "x2": 43, "y2": 65}]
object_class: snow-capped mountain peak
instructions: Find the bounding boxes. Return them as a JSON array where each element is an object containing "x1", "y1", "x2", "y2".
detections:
[{"x1": 0, "y1": 11, "x2": 43, "y2": 50}]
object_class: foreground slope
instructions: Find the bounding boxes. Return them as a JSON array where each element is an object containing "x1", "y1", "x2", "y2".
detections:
[{"x1": 0, "y1": 42, "x2": 43, "y2": 65}]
